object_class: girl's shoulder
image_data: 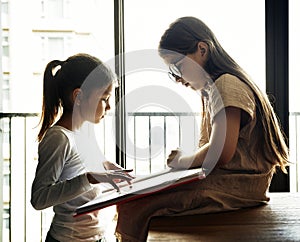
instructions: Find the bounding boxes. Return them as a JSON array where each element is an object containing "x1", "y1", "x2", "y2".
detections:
[
  {"x1": 214, "y1": 73, "x2": 254, "y2": 98},
  {"x1": 40, "y1": 125, "x2": 73, "y2": 145},
  {"x1": 215, "y1": 73, "x2": 249, "y2": 88},
  {"x1": 209, "y1": 73, "x2": 256, "y2": 119}
]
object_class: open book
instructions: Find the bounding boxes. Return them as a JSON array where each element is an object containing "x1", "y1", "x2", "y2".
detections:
[{"x1": 74, "y1": 167, "x2": 205, "y2": 216}]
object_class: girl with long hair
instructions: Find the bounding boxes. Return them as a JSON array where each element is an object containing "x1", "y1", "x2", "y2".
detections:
[{"x1": 115, "y1": 17, "x2": 289, "y2": 242}]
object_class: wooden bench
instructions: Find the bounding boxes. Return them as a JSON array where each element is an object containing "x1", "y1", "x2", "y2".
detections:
[{"x1": 148, "y1": 192, "x2": 300, "y2": 241}]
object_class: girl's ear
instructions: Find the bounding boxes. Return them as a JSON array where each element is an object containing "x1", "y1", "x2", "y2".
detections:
[
  {"x1": 198, "y1": 41, "x2": 208, "y2": 57},
  {"x1": 72, "y1": 88, "x2": 82, "y2": 106}
]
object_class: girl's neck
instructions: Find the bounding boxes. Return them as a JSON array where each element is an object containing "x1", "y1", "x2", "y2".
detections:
[{"x1": 56, "y1": 112, "x2": 83, "y2": 131}]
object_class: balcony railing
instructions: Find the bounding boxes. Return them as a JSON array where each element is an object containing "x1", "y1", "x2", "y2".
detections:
[
  {"x1": 0, "y1": 113, "x2": 39, "y2": 242},
  {"x1": 289, "y1": 112, "x2": 300, "y2": 192},
  {"x1": 0, "y1": 111, "x2": 299, "y2": 241},
  {"x1": 126, "y1": 112, "x2": 200, "y2": 174}
]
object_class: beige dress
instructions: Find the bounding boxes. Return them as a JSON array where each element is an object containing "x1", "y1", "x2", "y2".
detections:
[{"x1": 115, "y1": 74, "x2": 276, "y2": 242}]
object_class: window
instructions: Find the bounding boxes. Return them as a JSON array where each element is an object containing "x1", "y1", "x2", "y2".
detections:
[
  {"x1": 1, "y1": 30, "x2": 10, "y2": 111},
  {"x1": 1, "y1": 0, "x2": 9, "y2": 27},
  {"x1": 2, "y1": 31, "x2": 9, "y2": 71},
  {"x1": 289, "y1": 0, "x2": 300, "y2": 192},
  {"x1": 2, "y1": 73, "x2": 10, "y2": 110},
  {"x1": 41, "y1": 0, "x2": 66, "y2": 19}
]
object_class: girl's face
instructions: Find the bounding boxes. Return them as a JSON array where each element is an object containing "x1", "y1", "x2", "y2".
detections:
[
  {"x1": 175, "y1": 54, "x2": 209, "y2": 90},
  {"x1": 80, "y1": 84, "x2": 113, "y2": 124},
  {"x1": 164, "y1": 42, "x2": 209, "y2": 90}
]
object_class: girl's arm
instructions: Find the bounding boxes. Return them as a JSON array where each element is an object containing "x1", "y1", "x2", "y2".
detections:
[
  {"x1": 167, "y1": 106, "x2": 241, "y2": 169},
  {"x1": 31, "y1": 132, "x2": 92, "y2": 210}
]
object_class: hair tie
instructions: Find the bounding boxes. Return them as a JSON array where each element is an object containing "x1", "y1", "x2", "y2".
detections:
[{"x1": 52, "y1": 64, "x2": 62, "y2": 77}]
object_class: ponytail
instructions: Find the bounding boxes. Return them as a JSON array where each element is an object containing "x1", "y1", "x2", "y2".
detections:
[
  {"x1": 37, "y1": 53, "x2": 116, "y2": 141},
  {"x1": 37, "y1": 60, "x2": 63, "y2": 141}
]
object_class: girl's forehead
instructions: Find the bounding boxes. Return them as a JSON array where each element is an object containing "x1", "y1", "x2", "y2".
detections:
[
  {"x1": 95, "y1": 84, "x2": 113, "y2": 96},
  {"x1": 104, "y1": 84, "x2": 113, "y2": 93},
  {"x1": 163, "y1": 53, "x2": 185, "y2": 65}
]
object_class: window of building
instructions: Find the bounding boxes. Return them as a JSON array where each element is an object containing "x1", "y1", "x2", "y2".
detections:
[
  {"x1": 2, "y1": 73, "x2": 10, "y2": 110},
  {"x1": 1, "y1": 0, "x2": 9, "y2": 26},
  {"x1": 46, "y1": 36, "x2": 65, "y2": 59},
  {"x1": 2, "y1": 32, "x2": 9, "y2": 71},
  {"x1": 41, "y1": 0, "x2": 66, "y2": 19}
]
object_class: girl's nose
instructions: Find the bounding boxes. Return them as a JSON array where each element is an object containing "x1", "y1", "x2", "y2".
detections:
[{"x1": 105, "y1": 102, "x2": 111, "y2": 111}]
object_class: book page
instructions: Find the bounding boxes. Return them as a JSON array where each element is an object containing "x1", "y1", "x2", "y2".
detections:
[{"x1": 74, "y1": 168, "x2": 205, "y2": 216}]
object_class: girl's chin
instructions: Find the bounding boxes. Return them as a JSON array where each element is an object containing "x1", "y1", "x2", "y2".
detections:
[{"x1": 93, "y1": 115, "x2": 103, "y2": 123}]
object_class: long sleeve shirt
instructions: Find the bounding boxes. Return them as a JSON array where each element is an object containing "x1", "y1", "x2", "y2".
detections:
[{"x1": 31, "y1": 125, "x2": 104, "y2": 241}]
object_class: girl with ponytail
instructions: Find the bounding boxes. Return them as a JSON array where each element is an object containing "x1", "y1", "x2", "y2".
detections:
[{"x1": 31, "y1": 53, "x2": 132, "y2": 242}]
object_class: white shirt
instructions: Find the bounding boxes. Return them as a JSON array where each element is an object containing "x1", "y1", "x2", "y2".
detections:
[{"x1": 31, "y1": 125, "x2": 105, "y2": 241}]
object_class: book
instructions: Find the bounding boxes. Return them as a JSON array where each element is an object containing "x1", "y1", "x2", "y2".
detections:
[{"x1": 74, "y1": 167, "x2": 205, "y2": 216}]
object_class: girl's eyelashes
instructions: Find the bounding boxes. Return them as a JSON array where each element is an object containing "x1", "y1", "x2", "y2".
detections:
[{"x1": 101, "y1": 96, "x2": 110, "y2": 103}]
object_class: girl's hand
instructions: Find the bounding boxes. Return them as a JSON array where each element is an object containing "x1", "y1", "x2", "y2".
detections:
[
  {"x1": 167, "y1": 149, "x2": 196, "y2": 169},
  {"x1": 103, "y1": 161, "x2": 123, "y2": 170},
  {"x1": 103, "y1": 161, "x2": 135, "y2": 180},
  {"x1": 87, "y1": 172, "x2": 133, "y2": 192},
  {"x1": 167, "y1": 149, "x2": 183, "y2": 169}
]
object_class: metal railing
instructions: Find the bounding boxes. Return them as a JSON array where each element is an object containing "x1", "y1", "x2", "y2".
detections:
[
  {"x1": 126, "y1": 112, "x2": 200, "y2": 174},
  {"x1": 0, "y1": 111, "x2": 299, "y2": 241},
  {"x1": 0, "y1": 113, "x2": 39, "y2": 242},
  {"x1": 289, "y1": 112, "x2": 300, "y2": 192}
]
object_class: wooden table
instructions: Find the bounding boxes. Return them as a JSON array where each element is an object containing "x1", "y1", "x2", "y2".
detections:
[{"x1": 148, "y1": 192, "x2": 300, "y2": 241}]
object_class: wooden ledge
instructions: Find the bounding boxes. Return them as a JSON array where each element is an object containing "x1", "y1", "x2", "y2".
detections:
[{"x1": 148, "y1": 192, "x2": 300, "y2": 242}]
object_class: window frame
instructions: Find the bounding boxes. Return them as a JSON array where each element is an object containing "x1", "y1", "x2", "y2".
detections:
[{"x1": 266, "y1": 0, "x2": 289, "y2": 192}]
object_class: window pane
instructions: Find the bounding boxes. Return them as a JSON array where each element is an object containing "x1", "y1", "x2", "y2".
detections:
[
  {"x1": 46, "y1": 0, "x2": 64, "y2": 18},
  {"x1": 1, "y1": 0, "x2": 9, "y2": 26},
  {"x1": 289, "y1": 0, "x2": 300, "y2": 192},
  {"x1": 48, "y1": 37, "x2": 64, "y2": 59}
]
